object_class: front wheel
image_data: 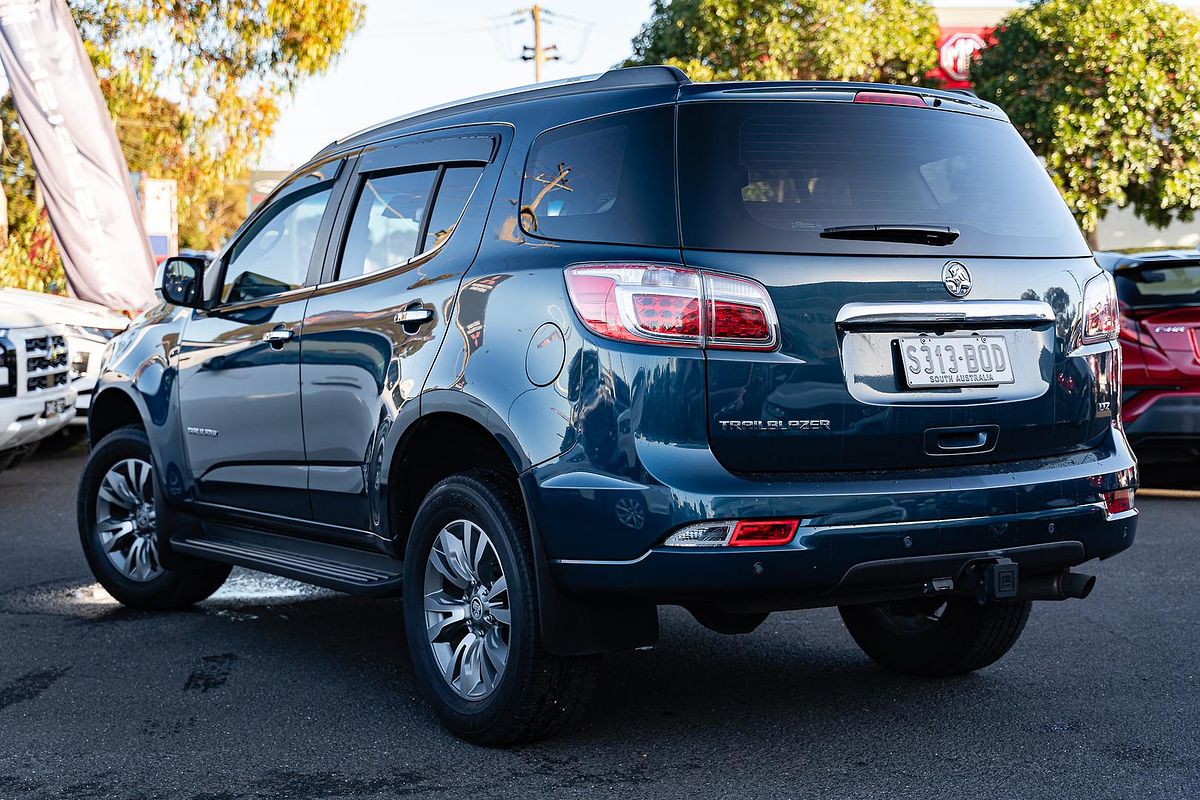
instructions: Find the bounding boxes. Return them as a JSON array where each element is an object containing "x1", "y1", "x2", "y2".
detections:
[
  {"x1": 839, "y1": 597, "x2": 1032, "y2": 677},
  {"x1": 403, "y1": 470, "x2": 600, "y2": 745},
  {"x1": 77, "y1": 425, "x2": 231, "y2": 609}
]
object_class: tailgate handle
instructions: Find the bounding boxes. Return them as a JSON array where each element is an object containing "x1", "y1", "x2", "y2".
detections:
[{"x1": 926, "y1": 425, "x2": 998, "y2": 456}]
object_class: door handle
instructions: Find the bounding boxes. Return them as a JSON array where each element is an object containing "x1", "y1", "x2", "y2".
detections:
[
  {"x1": 394, "y1": 307, "x2": 433, "y2": 325},
  {"x1": 262, "y1": 328, "x2": 295, "y2": 347}
]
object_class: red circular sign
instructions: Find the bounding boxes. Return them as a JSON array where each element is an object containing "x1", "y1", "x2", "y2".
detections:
[{"x1": 939, "y1": 32, "x2": 987, "y2": 83}]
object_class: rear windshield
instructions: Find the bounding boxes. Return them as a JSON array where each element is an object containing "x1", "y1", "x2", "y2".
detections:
[
  {"x1": 1115, "y1": 262, "x2": 1200, "y2": 307},
  {"x1": 677, "y1": 101, "x2": 1089, "y2": 257}
]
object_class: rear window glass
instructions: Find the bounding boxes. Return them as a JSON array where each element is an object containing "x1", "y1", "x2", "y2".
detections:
[
  {"x1": 677, "y1": 101, "x2": 1089, "y2": 257},
  {"x1": 521, "y1": 105, "x2": 677, "y2": 247},
  {"x1": 1115, "y1": 263, "x2": 1200, "y2": 307}
]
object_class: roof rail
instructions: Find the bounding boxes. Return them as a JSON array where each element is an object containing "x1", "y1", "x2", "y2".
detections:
[{"x1": 323, "y1": 66, "x2": 689, "y2": 153}]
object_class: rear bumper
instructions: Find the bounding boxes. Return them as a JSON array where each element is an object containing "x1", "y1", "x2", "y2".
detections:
[
  {"x1": 530, "y1": 425, "x2": 1138, "y2": 608},
  {"x1": 551, "y1": 505, "x2": 1136, "y2": 607}
]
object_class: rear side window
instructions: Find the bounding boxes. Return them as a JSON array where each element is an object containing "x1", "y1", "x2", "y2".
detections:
[
  {"x1": 424, "y1": 166, "x2": 484, "y2": 252},
  {"x1": 521, "y1": 105, "x2": 677, "y2": 248},
  {"x1": 1115, "y1": 262, "x2": 1200, "y2": 308},
  {"x1": 339, "y1": 170, "x2": 438, "y2": 280},
  {"x1": 677, "y1": 101, "x2": 1089, "y2": 257}
]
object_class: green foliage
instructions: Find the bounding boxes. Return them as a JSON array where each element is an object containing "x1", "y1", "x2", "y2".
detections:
[
  {"x1": 628, "y1": 0, "x2": 942, "y2": 85},
  {"x1": 0, "y1": 0, "x2": 365, "y2": 293},
  {"x1": 0, "y1": 215, "x2": 65, "y2": 294},
  {"x1": 972, "y1": 0, "x2": 1200, "y2": 234}
]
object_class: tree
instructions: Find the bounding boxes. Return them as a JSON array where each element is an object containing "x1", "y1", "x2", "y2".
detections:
[
  {"x1": 627, "y1": 0, "x2": 942, "y2": 86},
  {"x1": 2, "y1": 0, "x2": 365, "y2": 258},
  {"x1": 972, "y1": 0, "x2": 1200, "y2": 240}
]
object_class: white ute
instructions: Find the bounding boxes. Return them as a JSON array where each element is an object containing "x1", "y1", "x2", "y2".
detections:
[
  {"x1": 0, "y1": 296, "x2": 76, "y2": 471},
  {"x1": 0, "y1": 288, "x2": 127, "y2": 443}
]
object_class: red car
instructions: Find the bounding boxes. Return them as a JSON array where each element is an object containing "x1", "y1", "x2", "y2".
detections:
[{"x1": 1096, "y1": 249, "x2": 1200, "y2": 464}]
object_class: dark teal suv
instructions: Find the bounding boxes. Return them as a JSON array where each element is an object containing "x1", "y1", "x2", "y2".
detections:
[{"x1": 78, "y1": 66, "x2": 1138, "y2": 744}]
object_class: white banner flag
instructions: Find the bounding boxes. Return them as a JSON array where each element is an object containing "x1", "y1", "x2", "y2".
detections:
[{"x1": 0, "y1": 0, "x2": 155, "y2": 310}]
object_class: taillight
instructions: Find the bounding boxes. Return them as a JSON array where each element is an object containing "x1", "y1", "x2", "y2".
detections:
[
  {"x1": 853, "y1": 91, "x2": 927, "y2": 107},
  {"x1": 564, "y1": 264, "x2": 778, "y2": 350},
  {"x1": 1082, "y1": 272, "x2": 1119, "y2": 344},
  {"x1": 663, "y1": 518, "x2": 800, "y2": 548},
  {"x1": 1102, "y1": 488, "x2": 1135, "y2": 515},
  {"x1": 728, "y1": 519, "x2": 799, "y2": 547}
]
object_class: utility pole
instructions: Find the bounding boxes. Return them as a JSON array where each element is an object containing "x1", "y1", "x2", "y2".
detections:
[{"x1": 520, "y1": 5, "x2": 559, "y2": 82}]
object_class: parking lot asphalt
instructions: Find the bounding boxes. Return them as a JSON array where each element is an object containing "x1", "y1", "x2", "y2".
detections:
[{"x1": 1, "y1": 446, "x2": 1198, "y2": 800}]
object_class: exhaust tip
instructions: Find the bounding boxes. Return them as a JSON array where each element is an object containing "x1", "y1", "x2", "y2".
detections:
[{"x1": 1062, "y1": 572, "x2": 1097, "y2": 599}]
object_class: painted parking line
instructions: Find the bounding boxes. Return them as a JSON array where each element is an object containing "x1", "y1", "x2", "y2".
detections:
[{"x1": 1137, "y1": 488, "x2": 1200, "y2": 500}]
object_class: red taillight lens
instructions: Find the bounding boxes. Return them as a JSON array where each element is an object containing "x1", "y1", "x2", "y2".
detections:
[
  {"x1": 1102, "y1": 488, "x2": 1135, "y2": 515},
  {"x1": 853, "y1": 91, "x2": 927, "y2": 107},
  {"x1": 728, "y1": 519, "x2": 800, "y2": 547},
  {"x1": 703, "y1": 272, "x2": 776, "y2": 349},
  {"x1": 632, "y1": 294, "x2": 701, "y2": 338},
  {"x1": 565, "y1": 264, "x2": 778, "y2": 350}
]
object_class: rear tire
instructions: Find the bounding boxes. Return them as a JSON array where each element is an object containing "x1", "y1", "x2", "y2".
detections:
[
  {"x1": 78, "y1": 425, "x2": 231, "y2": 609},
  {"x1": 403, "y1": 470, "x2": 600, "y2": 745},
  {"x1": 839, "y1": 597, "x2": 1031, "y2": 677}
]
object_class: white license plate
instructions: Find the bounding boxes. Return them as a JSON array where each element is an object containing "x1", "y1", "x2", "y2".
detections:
[
  {"x1": 43, "y1": 398, "x2": 68, "y2": 418},
  {"x1": 898, "y1": 335, "x2": 1015, "y2": 388}
]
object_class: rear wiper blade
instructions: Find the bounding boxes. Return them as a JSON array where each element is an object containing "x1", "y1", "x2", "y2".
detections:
[{"x1": 820, "y1": 224, "x2": 961, "y2": 246}]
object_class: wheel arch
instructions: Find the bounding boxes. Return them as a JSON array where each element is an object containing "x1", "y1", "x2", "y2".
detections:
[
  {"x1": 386, "y1": 390, "x2": 657, "y2": 655},
  {"x1": 88, "y1": 386, "x2": 146, "y2": 446}
]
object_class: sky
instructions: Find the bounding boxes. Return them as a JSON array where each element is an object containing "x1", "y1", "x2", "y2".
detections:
[
  {"x1": 261, "y1": 0, "x2": 1055, "y2": 170},
  {"x1": 260, "y1": 0, "x2": 659, "y2": 169}
]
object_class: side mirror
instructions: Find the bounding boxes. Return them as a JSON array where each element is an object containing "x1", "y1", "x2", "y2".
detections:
[{"x1": 156, "y1": 256, "x2": 207, "y2": 308}]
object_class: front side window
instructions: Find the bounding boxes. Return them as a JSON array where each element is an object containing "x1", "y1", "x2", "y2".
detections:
[
  {"x1": 222, "y1": 185, "x2": 333, "y2": 303},
  {"x1": 520, "y1": 105, "x2": 677, "y2": 247},
  {"x1": 339, "y1": 170, "x2": 437, "y2": 281}
]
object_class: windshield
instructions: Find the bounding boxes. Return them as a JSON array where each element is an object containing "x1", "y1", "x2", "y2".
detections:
[{"x1": 677, "y1": 101, "x2": 1089, "y2": 257}]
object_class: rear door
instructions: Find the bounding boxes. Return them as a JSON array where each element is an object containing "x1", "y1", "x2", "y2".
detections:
[
  {"x1": 300, "y1": 129, "x2": 501, "y2": 536},
  {"x1": 677, "y1": 94, "x2": 1107, "y2": 473}
]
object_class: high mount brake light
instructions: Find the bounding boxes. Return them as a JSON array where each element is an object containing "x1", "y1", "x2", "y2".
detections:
[
  {"x1": 564, "y1": 264, "x2": 779, "y2": 350},
  {"x1": 853, "y1": 91, "x2": 928, "y2": 107}
]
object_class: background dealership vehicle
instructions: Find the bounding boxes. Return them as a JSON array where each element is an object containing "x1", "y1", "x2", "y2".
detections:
[
  {"x1": 80, "y1": 67, "x2": 1137, "y2": 745},
  {"x1": 0, "y1": 288, "x2": 126, "y2": 447},
  {"x1": 0, "y1": 297, "x2": 75, "y2": 471},
  {"x1": 1095, "y1": 249, "x2": 1200, "y2": 466}
]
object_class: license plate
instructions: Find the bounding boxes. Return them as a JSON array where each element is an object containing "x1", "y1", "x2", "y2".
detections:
[
  {"x1": 898, "y1": 335, "x2": 1015, "y2": 388},
  {"x1": 43, "y1": 398, "x2": 68, "y2": 418}
]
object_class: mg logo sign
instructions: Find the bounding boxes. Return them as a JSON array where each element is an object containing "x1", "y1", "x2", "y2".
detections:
[{"x1": 939, "y1": 32, "x2": 987, "y2": 84}]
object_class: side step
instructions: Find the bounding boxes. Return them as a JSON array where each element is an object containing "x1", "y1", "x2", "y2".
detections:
[{"x1": 171, "y1": 525, "x2": 404, "y2": 597}]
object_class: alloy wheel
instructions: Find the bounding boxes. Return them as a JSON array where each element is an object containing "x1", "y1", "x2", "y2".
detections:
[
  {"x1": 423, "y1": 519, "x2": 511, "y2": 700},
  {"x1": 94, "y1": 457, "x2": 163, "y2": 582}
]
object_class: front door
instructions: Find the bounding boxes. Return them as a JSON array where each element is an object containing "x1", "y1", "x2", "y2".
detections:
[{"x1": 177, "y1": 163, "x2": 344, "y2": 518}]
